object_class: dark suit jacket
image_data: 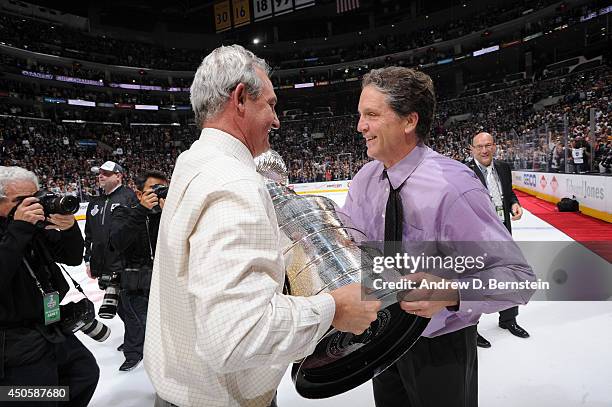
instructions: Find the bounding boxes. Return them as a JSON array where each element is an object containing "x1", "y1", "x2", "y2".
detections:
[{"x1": 468, "y1": 160, "x2": 520, "y2": 234}]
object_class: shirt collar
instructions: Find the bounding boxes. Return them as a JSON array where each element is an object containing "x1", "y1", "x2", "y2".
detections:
[
  {"x1": 373, "y1": 143, "x2": 428, "y2": 189},
  {"x1": 199, "y1": 128, "x2": 255, "y2": 170},
  {"x1": 474, "y1": 158, "x2": 494, "y2": 174},
  {"x1": 106, "y1": 183, "x2": 121, "y2": 196}
]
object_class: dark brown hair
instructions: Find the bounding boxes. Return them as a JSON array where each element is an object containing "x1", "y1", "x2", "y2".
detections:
[{"x1": 362, "y1": 67, "x2": 436, "y2": 143}]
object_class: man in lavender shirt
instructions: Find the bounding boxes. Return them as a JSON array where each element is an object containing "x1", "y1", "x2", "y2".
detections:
[{"x1": 341, "y1": 67, "x2": 536, "y2": 407}]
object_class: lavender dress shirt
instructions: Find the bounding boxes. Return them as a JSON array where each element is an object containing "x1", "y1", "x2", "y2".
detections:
[{"x1": 341, "y1": 143, "x2": 535, "y2": 338}]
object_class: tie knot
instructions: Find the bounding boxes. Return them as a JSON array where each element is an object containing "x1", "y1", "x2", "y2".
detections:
[{"x1": 383, "y1": 170, "x2": 395, "y2": 190}]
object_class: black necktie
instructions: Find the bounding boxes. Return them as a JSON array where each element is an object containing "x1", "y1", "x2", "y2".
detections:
[{"x1": 383, "y1": 170, "x2": 404, "y2": 257}]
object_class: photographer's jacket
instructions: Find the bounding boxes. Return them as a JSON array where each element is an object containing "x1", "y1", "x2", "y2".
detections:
[
  {"x1": 0, "y1": 219, "x2": 83, "y2": 325},
  {"x1": 0, "y1": 217, "x2": 83, "y2": 368},
  {"x1": 84, "y1": 184, "x2": 136, "y2": 277},
  {"x1": 109, "y1": 203, "x2": 160, "y2": 270}
]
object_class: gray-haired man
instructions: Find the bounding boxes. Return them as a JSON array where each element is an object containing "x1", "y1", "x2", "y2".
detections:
[
  {"x1": 144, "y1": 45, "x2": 380, "y2": 407},
  {"x1": 0, "y1": 166, "x2": 99, "y2": 406}
]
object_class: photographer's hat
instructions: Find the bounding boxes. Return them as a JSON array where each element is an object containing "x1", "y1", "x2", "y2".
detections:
[{"x1": 93, "y1": 160, "x2": 124, "y2": 174}]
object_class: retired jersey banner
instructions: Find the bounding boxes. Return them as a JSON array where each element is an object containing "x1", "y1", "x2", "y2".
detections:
[{"x1": 214, "y1": 1, "x2": 231, "y2": 32}]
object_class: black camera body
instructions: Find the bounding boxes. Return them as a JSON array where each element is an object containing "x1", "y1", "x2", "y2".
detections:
[
  {"x1": 33, "y1": 190, "x2": 79, "y2": 216},
  {"x1": 60, "y1": 298, "x2": 110, "y2": 342},
  {"x1": 98, "y1": 272, "x2": 120, "y2": 290},
  {"x1": 149, "y1": 184, "x2": 168, "y2": 214},
  {"x1": 150, "y1": 184, "x2": 168, "y2": 199},
  {"x1": 10, "y1": 190, "x2": 79, "y2": 228}
]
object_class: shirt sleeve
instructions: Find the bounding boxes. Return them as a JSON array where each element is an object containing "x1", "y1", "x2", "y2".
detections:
[
  {"x1": 440, "y1": 188, "x2": 536, "y2": 318},
  {"x1": 187, "y1": 178, "x2": 335, "y2": 374}
]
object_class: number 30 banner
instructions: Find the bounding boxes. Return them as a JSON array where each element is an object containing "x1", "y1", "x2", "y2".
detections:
[{"x1": 214, "y1": 1, "x2": 232, "y2": 32}]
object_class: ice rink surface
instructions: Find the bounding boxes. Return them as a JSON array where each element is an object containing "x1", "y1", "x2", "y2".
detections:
[{"x1": 62, "y1": 190, "x2": 611, "y2": 407}]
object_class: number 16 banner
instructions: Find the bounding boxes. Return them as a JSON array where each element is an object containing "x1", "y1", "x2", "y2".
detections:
[{"x1": 232, "y1": 0, "x2": 251, "y2": 27}]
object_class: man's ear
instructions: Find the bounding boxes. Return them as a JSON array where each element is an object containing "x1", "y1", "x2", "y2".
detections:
[
  {"x1": 404, "y1": 112, "x2": 419, "y2": 135},
  {"x1": 232, "y1": 83, "x2": 247, "y2": 113}
]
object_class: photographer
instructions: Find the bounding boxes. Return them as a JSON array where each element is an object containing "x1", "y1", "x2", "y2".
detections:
[
  {"x1": 0, "y1": 166, "x2": 99, "y2": 406},
  {"x1": 108, "y1": 170, "x2": 167, "y2": 371}
]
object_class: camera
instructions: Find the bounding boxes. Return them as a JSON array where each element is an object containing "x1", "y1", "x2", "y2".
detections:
[
  {"x1": 33, "y1": 190, "x2": 79, "y2": 216},
  {"x1": 150, "y1": 184, "x2": 168, "y2": 199},
  {"x1": 98, "y1": 272, "x2": 120, "y2": 319},
  {"x1": 149, "y1": 184, "x2": 168, "y2": 214},
  {"x1": 60, "y1": 298, "x2": 111, "y2": 342}
]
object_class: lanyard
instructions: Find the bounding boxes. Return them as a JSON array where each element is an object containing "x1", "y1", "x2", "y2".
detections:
[
  {"x1": 23, "y1": 258, "x2": 51, "y2": 296},
  {"x1": 145, "y1": 217, "x2": 154, "y2": 262}
]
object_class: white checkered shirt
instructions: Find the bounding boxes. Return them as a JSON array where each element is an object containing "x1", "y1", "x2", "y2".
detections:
[{"x1": 144, "y1": 128, "x2": 335, "y2": 407}]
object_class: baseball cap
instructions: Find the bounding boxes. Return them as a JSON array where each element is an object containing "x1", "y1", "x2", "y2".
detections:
[{"x1": 92, "y1": 160, "x2": 124, "y2": 174}]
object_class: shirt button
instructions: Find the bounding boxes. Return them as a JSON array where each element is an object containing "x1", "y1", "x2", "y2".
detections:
[
  {"x1": 382, "y1": 213, "x2": 385, "y2": 218},
  {"x1": 385, "y1": 188, "x2": 389, "y2": 192},
  {"x1": 467, "y1": 308, "x2": 472, "y2": 313}
]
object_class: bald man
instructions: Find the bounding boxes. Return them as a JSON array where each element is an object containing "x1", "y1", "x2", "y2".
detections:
[{"x1": 469, "y1": 132, "x2": 529, "y2": 348}]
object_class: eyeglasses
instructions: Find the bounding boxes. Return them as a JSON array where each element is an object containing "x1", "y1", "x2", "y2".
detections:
[{"x1": 472, "y1": 143, "x2": 495, "y2": 151}]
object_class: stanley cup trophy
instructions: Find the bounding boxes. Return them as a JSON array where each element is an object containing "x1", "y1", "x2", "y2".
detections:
[{"x1": 255, "y1": 150, "x2": 429, "y2": 398}]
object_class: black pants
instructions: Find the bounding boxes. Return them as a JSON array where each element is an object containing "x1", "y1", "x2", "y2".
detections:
[
  {"x1": 372, "y1": 325, "x2": 478, "y2": 407},
  {"x1": 499, "y1": 306, "x2": 518, "y2": 325},
  {"x1": 119, "y1": 290, "x2": 149, "y2": 360},
  {"x1": 0, "y1": 333, "x2": 99, "y2": 407}
]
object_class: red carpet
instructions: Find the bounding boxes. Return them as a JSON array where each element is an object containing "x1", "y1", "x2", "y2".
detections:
[{"x1": 515, "y1": 190, "x2": 612, "y2": 261}]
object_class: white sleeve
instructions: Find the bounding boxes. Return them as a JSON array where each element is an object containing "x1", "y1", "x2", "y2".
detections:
[{"x1": 187, "y1": 178, "x2": 335, "y2": 374}]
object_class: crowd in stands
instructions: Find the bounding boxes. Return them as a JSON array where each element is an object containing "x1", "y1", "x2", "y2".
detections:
[
  {"x1": 0, "y1": 0, "x2": 604, "y2": 72},
  {"x1": 1, "y1": 62, "x2": 610, "y2": 200},
  {"x1": 273, "y1": 0, "x2": 591, "y2": 70},
  {"x1": 431, "y1": 65, "x2": 612, "y2": 172},
  {"x1": 0, "y1": 116, "x2": 193, "y2": 199}
]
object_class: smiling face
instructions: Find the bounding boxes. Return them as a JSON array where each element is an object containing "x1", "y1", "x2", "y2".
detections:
[
  {"x1": 471, "y1": 132, "x2": 497, "y2": 167},
  {"x1": 357, "y1": 85, "x2": 416, "y2": 168},
  {"x1": 243, "y1": 67, "x2": 280, "y2": 157}
]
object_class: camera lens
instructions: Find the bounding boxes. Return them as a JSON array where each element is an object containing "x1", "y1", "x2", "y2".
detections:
[
  {"x1": 98, "y1": 286, "x2": 120, "y2": 319},
  {"x1": 58, "y1": 195, "x2": 79, "y2": 214},
  {"x1": 81, "y1": 319, "x2": 111, "y2": 342}
]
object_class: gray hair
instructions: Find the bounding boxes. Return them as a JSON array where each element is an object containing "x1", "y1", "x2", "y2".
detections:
[
  {"x1": 0, "y1": 166, "x2": 39, "y2": 200},
  {"x1": 362, "y1": 67, "x2": 436, "y2": 143},
  {"x1": 190, "y1": 44, "x2": 271, "y2": 127}
]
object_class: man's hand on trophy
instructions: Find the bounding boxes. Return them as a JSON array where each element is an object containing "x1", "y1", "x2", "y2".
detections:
[
  {"x1": 397, "y1": 272, "x2": 459, "y2": 318},
  {"x1": 330, "y1": 283, "x2": 381, "y2": 334}
]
